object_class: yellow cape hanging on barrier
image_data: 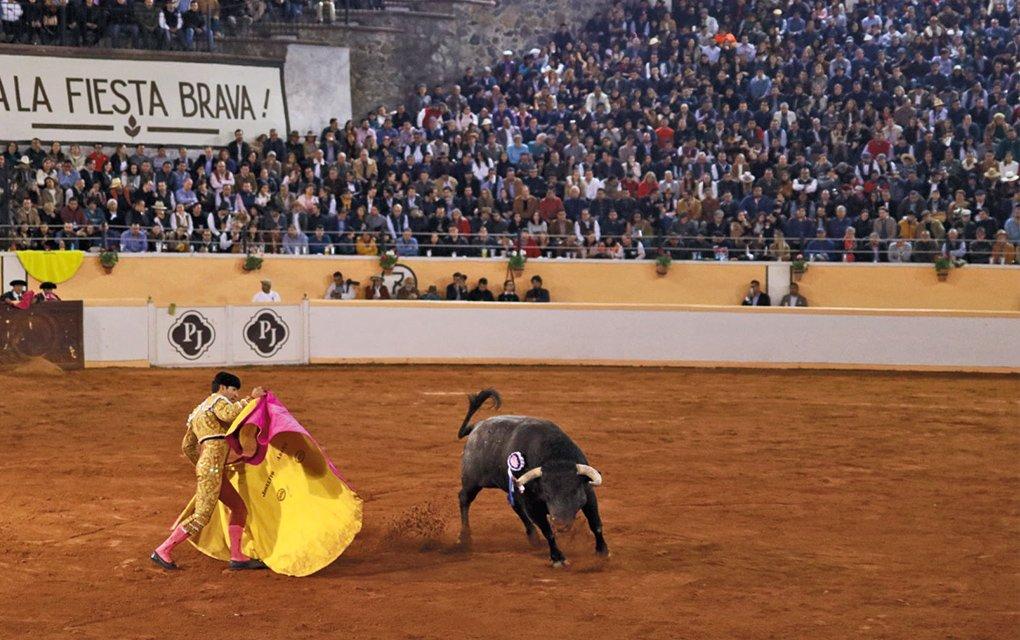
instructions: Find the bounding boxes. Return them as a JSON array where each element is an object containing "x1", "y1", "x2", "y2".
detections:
[
  {"x1": 16, "y1": 250, "x2": 85, "y2": 284},
  {"x1": 176, "y1": 399, "x2": 363, "y2": 577}
]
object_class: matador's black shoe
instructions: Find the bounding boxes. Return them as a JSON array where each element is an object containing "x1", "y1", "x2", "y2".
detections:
[
  {"x1": 229, "y1": 558, "x2": 268, "y2": 570},
  {"x1": 150, "y1": 552, "x2": 179, "y2": 570}
]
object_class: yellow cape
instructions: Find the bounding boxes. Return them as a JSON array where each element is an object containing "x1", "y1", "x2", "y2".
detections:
[{"x1": 176, "y1": 400, "x2": 363, "y2": 576}]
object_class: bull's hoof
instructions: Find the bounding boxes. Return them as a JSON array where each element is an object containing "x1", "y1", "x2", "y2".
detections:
[
  {"x1": 596, "y1": 546, "x2": 611, "y2": 558},
  {"x1": 456, "y1": 535, "x2": 472, "y2": 550},
  {"x1": 551, "y1": 559, "x2": 570, "y2": 569}
]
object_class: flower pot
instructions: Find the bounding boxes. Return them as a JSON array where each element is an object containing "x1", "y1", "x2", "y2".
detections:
[
  {"x1": 511, "y1": 268, "x2": 524, "y2": 278},
  {"x1": 383, "y1": 267, "x2": 394, "y2": 276},
  {"x1": 102, "y1": 265, "x2": 114, "y2": 274},
  {"x1": 936, "y1": 269, "x2": 949, "y2": 282},
  {"x1": 791, "y1": 270, "x2": 804, "y2": 282},
  {"x1": 655, "y1": 264, "x2": 669, "y2": 276}
]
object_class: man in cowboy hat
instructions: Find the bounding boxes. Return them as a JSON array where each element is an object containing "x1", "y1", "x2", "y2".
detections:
[
  {"x1": 2, "y1": 279, "x2": 29, "y2": 306},
  {"x1": 34, "y1": 282, "x2": 61, "y2": 303}
]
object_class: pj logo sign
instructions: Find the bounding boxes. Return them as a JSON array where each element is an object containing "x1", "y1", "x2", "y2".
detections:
[
  {"x1": 165, "y1": 308, "x2": 292, "y2": 363},
  {"x1": 243, "y1": 309, "x2": 290, "y2": 358},
  {"x1": 168, "y1": 310, "x2": 216, "y2": 360}
]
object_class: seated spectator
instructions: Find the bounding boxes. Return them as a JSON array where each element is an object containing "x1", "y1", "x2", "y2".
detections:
[
  {"x1": 497, "y1": 280, "x2": 519, "y2": 302},
  {"x1": 364, "y1": 275, "x2": 390, "y2": 300},
  {"x1": 394, "y1": 279, "x2": 419, "y2": 300},
  {"x1": 395, "y1": 228, "x2": 419, "y2": 257},
  {"x1": 445, "y1": 272, "x2": 468, "y2": 300},
  {"x1": 252, "y1": 279, "x2": 281, "y2": 302},
  {"x1": 420, "y1": 285, "x2": 441, "y2": 301},
  {"x1": 804, "y1": 229, "x2": 835, "y2": 262},
  {"x1": 942, "y1": 229, "x2": 967, "y2": 265},
  {"x1": 779, "y1": 283, "x2": 808, "y2": 307},
  {"x1": 467, "y1": 277, "x2": 494, "y2": 302},
  {"x1": 888, "y1": 238, "x2": 913, "y2": 263},
  {"x1": 741, "y1": 280, "x2": 770, "y2": 307},
  {"x1": 990, "y1": 230, "x2": 1017, "y2": 265},
  {"x1": 523, "y1": 275, "x2": 549, "y2": 303},
  {"x1": 119, "y1": 223, "x2": 148, "y2": 252}
]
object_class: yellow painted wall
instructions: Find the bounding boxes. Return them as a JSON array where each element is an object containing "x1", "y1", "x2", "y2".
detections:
[
  {"x1": 49, "y1": 256, "x2": 766, "y2": 307},
  {"x1": 796, "y1": 265, "x2": 1020, "y2": 311},
  {"x1": 31, "y1": 255, "x2": 1020, "y2": 311}
]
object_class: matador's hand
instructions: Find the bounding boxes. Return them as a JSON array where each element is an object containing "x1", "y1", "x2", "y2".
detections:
[{"x1": 251, "y1": 386, "x2": 267, "y2": 398}]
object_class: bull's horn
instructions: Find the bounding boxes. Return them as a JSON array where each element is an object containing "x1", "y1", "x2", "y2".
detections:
[
  {"x1": 576, "y1": 464, "x2": 603, "y2": 486},
  {"x1": 514, "y1": 467, "x2": 543, "y2": 491}
]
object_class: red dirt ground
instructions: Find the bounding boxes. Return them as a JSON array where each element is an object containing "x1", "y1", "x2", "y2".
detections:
[{"x1": 0, "y1": 365, "x2": 1017, "y2": 639}]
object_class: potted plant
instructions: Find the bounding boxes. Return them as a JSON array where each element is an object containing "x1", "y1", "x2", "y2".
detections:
[
  {"x1": 507, "y1": 251, "x2": 526, "y2": 278},
  {"x1": 934, "y1": 255, "x2": 952, "y2": 281},
  {"x1": 242, "y1": 254, "x2": 264, "y2": 272},
  {"x1": 791, "y1": 254, "x2": 808, "y2": 281},
  {"x1": 99, "y1": 250, "x2": 119, "y2": 274},
  {"x1": 379, "y1": 250, "x2": 398, "y2": 274},
  {"x1": 655, "y1": 253, "x2": 672, "y2": 276}
]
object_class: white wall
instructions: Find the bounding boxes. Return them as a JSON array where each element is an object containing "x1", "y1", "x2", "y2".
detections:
[
  {"x1": 82, "y1": 302, "x2": 1020, "y2": 372},
  {"x1": 284, "y1": 44, "x2": 352, "y2": 134}
]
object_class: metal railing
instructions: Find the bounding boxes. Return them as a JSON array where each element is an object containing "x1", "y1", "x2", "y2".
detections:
[{"x1": 3, "y1": 223, "x2": 1017, "y2": 264}]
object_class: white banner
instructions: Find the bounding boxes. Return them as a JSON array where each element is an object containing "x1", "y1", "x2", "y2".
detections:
[
  {"x1": 152, "y1": 304, "x2": 305, "y2": 367},
  {"x1": 0, "y1": 54, "x2": 288, "y2": 146},
  {"x1": 155, "y1": 306, "x2": 228, "y2": 367},
  {"x1": 229, "y1": 305, "x2": 305, "y2": 366}
]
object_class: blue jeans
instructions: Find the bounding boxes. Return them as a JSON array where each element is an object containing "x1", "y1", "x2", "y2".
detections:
[{"x1": 107, "y1": 23, "x2": 139, "y2": 48}]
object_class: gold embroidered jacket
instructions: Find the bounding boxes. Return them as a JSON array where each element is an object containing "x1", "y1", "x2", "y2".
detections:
[{"x1": 181, "y1": 393, "x2": 250, "y2": 465}]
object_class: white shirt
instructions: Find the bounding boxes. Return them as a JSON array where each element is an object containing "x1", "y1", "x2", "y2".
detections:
[{"x1": 252, "y1": 290, "x2": 281, "y2": 303}]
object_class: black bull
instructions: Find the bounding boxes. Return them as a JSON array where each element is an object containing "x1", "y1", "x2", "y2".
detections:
[{"x1": 457, "y1": 389, "x2": 609, "y2": 567}]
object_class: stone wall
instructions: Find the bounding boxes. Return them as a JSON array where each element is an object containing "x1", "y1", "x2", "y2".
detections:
[{"x1": 226, "y1": 0, "x2": 611, "y2": 120}]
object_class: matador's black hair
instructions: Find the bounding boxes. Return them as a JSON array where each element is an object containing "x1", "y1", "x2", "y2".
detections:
[{"x1": 211, "y1": 371, "x2": 242, "y2": 392}]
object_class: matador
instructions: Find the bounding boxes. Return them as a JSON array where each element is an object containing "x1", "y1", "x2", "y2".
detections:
[{"x1": 151, "y1": 371, "x2": 267, "y2": 570}]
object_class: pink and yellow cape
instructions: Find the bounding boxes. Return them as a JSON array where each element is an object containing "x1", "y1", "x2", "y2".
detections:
[{"x1": 175, "y1": 393, "x2": 363, "y2": 576}]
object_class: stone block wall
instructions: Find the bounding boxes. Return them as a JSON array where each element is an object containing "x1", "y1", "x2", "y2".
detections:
[{"x1": 227, "y1": 0, "x2": 611, "y2": 121}]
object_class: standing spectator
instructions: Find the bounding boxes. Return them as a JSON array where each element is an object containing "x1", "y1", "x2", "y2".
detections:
[{"x1": 252, "y1": 279, "x2": 281, "y2": 302}]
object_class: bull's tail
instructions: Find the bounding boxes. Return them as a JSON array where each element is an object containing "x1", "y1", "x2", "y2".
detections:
[{"x1": 458, "y1": 388, "x2": 501, "y2": 439}]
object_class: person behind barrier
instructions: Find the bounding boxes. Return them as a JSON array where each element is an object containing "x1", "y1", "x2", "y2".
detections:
[
  {"x1": 33, "y1": 282, "x2": 61, "y2": 303},
  {"x1": 741, "y1": 280, "x2": 770, "y2": 306},
  {"x1": 325, "y1": 271, "x2": 357, "y2": 300},
  {"x1": 524, "y1": 275, "x2": 550, "y2": 303},
  {"x1": 779, "y1": 283, "x2": 808, "y2": 308},
  {"x1": 252, "y1": 279, "x2": 281, "y2": 303},
  {"x1": 2, "y1": 279, "x2": 29, "y2": 306}
]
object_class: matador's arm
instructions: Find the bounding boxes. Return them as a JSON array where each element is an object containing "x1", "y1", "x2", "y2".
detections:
[
  {"x1": 211, "y1": 396, "x2": 252, "y2": 424},
  {"x1": 182, "y1": 427, "x2": 200, "y2": 466}
]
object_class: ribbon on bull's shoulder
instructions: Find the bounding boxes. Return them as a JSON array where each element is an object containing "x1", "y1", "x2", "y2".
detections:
[
  {"x1": 16, "y1": 250, "x2": 85, "y2": 284},
  {"x1": 506, "y1": 451, "x2": 525, "y2": 507},
  {"x1": 177, "y1": 392, "x2": 363, "y2": 577}
]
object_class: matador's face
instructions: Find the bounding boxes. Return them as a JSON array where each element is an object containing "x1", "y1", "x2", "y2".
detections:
[{"x1": 219, "y1": 386, "x2": 240, "y2": 402}]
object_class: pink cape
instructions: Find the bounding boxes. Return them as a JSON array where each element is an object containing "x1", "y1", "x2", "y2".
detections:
[{"x1": 227, "y1": 392, "x2": 353, "y2": 487}]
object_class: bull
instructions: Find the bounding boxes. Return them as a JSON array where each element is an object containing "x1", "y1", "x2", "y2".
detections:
[{"x1": 456, "y1": 389, "x2": 609, "y2": 567}]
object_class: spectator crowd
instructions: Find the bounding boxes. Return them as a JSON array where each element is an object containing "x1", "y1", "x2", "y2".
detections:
[
  {"x1": 2, "y1": 0, "x2": 1019, "y2": 265},
  {"x1": 0, "y1": 0, "x2": 383, "y2": 47}
]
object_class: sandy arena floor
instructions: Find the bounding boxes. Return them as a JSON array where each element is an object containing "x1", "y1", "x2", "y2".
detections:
[{"x1": 0, "y1": 365, "x2": 1017, "y2": 639}]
